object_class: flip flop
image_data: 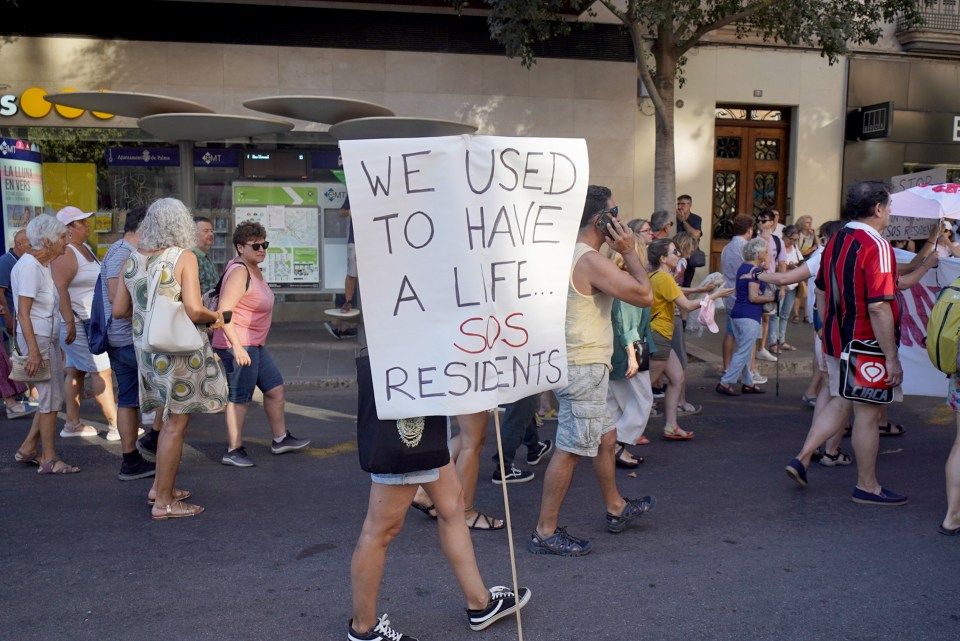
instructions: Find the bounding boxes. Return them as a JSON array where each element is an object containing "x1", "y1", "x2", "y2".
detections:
[
  {"x1": 636, "y1": 436, "x2": 651, "y2": 445},
  {"x1": 411, "y1": 501, "x2": 438, "y2": 519},
  {"x1": 938, "y1": 524, "x2": 960, "y2": 536},
  {"x1": 467, "y1": 512, "x2": 504, "y2": 531}
]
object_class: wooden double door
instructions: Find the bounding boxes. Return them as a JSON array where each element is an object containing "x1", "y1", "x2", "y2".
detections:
[{"x1": 709, "y1": 122, "x2": 790, "y2": 272}]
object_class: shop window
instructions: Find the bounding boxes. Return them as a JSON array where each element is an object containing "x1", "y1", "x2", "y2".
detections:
[
  {"x1": 716, "y1": 136, "x2": 742, "y2": 159},
  {"x1": 712, "y1": 171, "x2": 739, "y2": 239}
]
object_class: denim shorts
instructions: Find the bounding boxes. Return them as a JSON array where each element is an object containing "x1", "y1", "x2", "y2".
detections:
[
  {"x1": 106, "y1": 343, "x2": 139, "y2": 408},
  {"x1": 555, "y1": 363, "x2": 615, "y2": 457},
  {"x1": 61, "y1": 320, "x2": 112, "y2": 373},
  {"x1": 371, "y1": 420, "x2": 451, "y2": 485},
  {"x1": 214, "y1": 345, "x2": 284, "y2": 404}
]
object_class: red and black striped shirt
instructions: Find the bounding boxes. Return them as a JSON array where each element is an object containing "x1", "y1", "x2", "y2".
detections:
[{"x1": 815, "y1": 221, "x2": 900, "y2": 358}]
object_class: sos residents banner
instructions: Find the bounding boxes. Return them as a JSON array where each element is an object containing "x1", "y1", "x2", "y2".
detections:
[{"x1": 340, "y1": 136, "x2": 587, "y2": 419}]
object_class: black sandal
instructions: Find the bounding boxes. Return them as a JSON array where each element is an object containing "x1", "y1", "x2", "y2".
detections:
[
  {"x1": 410, "y1": 501, "x2": 437, "y2": 519},
  {"x1": 878, "y1": 422, "x2": 906, "y2": 437},
  {"x1": 615, "y1": 443, "x2": 640, "y2": 468}
]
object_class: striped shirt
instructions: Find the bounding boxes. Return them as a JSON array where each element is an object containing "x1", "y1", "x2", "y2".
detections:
[{"x1": 815, "y1": 221, "x2": 900, "y2": 358}]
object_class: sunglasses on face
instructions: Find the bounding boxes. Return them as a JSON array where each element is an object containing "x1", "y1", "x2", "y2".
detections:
[
  {"x1": 595, "y1": 206, "x2": 619, "y2": 217},
  {"x1": 246, "y1": 241, "x2": 270, "y2": 250}
]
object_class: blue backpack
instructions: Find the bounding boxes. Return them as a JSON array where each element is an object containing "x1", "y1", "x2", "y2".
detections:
[{"x1": 87, "y1": 273, "x2": 111, "y2": 355}]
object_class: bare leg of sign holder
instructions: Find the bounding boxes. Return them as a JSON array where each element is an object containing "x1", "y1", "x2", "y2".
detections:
[{"x1": 492, "y1": 409, "x2": 524, "y2": 640}]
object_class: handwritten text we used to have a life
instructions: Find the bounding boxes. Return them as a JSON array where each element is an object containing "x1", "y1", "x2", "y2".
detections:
[{"x1": 341, "y1": 136, "x2": 587, "y2": 419}]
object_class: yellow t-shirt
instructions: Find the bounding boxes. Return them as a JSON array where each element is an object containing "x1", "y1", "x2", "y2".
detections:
[{"x1": 650, "y1": 270, "x2": 681, "y2": 339}]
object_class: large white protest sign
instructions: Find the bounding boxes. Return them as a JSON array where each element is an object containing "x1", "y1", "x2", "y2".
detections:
[
  {"x1": 340, "y1": 135, "x2": 588, "y2": 419},
  {"x1": 885, "y1": 168, "x2": 948, "y2": 241},
  {"x1": 893, "y1": 249, "x2": 954, "y2": 398}
]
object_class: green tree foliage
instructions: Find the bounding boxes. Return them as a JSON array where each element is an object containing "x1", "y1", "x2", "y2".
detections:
[{"x1": 458, "y1": 0, "x2": 922, "y2": 210}]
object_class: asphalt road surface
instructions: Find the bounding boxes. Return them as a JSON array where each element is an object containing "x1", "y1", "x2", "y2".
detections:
[{"x1": 2, "y1": 375, "x2": 959, "y2": 641}]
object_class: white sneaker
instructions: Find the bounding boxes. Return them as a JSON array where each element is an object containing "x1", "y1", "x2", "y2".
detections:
[
  {"x1": 60, "y1": 422, "x2": 98, "y2": 437},
  {"x1": 751, "y1": 371, "x2": 769, "y2": 384},
  {"x1": 756, "y1": 348, "x2": 778, "y2": 362},
  {"x1": 105, "y1": 427, "x2": 121, "y2": 441}
]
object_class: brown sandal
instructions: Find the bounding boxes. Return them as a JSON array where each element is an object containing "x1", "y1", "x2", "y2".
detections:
[
  {"x1": 151, "y1": 500, "x2": 204, "y2": 520},
  {"x1": 37, "y1": 459, "x2": 80, "y2": 474},
  {"x1": 15, "y1": 449, "x2": 40, "y2": 466}
]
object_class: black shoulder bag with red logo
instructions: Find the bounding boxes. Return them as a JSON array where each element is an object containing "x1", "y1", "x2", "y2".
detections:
[{"x1": 839, "y1": 339, "x2": 893, "y2": 404}]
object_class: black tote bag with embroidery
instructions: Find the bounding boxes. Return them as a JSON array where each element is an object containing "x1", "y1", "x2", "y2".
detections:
[{"x1": 355, "y1": 354, "x2": 450, "y2": 474}]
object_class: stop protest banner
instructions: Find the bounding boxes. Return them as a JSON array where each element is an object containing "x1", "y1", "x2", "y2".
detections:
[{"x1": 340, "y1": 135, "x2": 588, "y2": 420}]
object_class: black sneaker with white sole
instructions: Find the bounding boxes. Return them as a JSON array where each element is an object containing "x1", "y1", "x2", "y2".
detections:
[
  {"x1": 525, "y1": 439, "x2": 553, "y2": 466},
  {"x1": 117, "y1": 456, "x2": 156, "y2": 481},
  {"x1": 222, "y1": 446, "x2": 256, "y2": 467},
  {"x1": 271, "y1": 431, "x2": 310, "y2": 454},
  {"x1": 491, "y1": 464, "x2": 534, "y2": 484},
  {"x1": 348, "y1": 613, "x2": 418, "y2": 641},
  {"x1": 466, "y1": 586, "x2": 531, "y2": 631}
]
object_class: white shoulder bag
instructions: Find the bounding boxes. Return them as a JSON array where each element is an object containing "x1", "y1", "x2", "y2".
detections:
[{"x1": 143, "y1": 247, "x2": 204, "y2": 355}]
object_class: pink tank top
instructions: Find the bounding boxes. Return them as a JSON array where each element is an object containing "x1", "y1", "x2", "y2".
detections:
[{"x1": 211, "y1": 263, "x2": 275, "y2": 348}]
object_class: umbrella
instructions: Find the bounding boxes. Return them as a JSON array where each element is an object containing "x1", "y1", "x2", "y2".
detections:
[{"x1": 890, "y1": 183, "x2": 960, "y2": 220}]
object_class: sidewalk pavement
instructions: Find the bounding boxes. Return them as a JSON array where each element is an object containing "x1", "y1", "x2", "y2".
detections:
[{"x1": 271, "y1": 308, "x2": 816, "y2": 388}]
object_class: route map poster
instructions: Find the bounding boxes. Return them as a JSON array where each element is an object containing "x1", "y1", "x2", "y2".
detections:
[{"x1": 233, "y1": 182, "x2": 320, "y2": 287}]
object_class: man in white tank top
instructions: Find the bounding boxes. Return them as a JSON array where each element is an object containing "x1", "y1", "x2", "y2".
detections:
[{"x1": 529, "y1": 186, "x2": 657, "y2": 557}]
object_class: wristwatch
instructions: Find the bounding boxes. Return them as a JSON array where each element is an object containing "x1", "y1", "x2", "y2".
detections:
[{"x1": 752, "y1": 269, "x2": 762, "y2": 282}]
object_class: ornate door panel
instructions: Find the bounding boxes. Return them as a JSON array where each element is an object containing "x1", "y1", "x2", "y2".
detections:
[{"x1": 710, "y1": 111, "x2": 790, "y2": 273}]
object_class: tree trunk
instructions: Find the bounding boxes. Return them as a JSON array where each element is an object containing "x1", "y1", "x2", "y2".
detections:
[{"x1": 651, "y1": 38, "x2": 679, "y2": 221}]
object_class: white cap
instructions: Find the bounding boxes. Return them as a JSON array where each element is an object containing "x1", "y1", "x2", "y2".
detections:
[{"x1": 56, "y1": 206, "x2": 94, "y2": 225}]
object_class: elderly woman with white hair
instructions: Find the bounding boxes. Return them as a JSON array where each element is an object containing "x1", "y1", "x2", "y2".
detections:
[
  {"x1": 716, "y1": 237, "x2": 777, "y2": 396},
  {"x1": 113, "y1": 198, "x2": 228, "y2": 519},
  {"x1": 11, "y1": 214, "x2": 77, "y2": 474}
]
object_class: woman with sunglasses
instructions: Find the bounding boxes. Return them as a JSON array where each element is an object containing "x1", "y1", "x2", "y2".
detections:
[
  {"x1": 213, "y1": 221, "x2": 310, "y2": 467},
  {"x1": 647, "y1": 238, "x2": 733, "y2": 440}
]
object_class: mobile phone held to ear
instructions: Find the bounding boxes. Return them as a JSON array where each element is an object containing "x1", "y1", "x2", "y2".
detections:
[{"x1": 596, "y1": 211, "x2": 615, "y2": 236}]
